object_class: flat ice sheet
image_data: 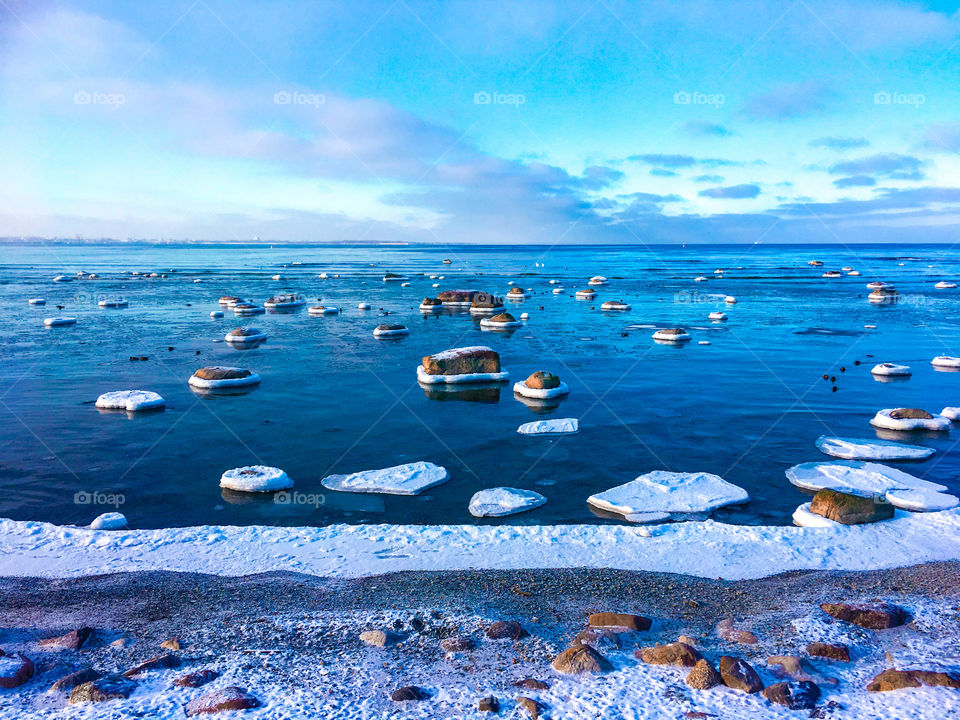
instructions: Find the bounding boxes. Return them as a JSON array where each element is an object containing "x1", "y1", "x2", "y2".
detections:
[
  {"x1": 95, "y1": 390, "x2": 166, "y2": 412},
  {"x1": 517, "y1": 418, "x2": 579, "y2": 434},
  {"x1": 322, "y1": 461, "x2": 449, "y2": 496},
  {"x1": 468, "y1": 487, "x2": 547, "y2": 517},
  {"x1": 815, "y1": 436, "x2": 934, "y2": 460},
  {"x1": 587, "y1": 470, "x2": 749, "y2": 517}
]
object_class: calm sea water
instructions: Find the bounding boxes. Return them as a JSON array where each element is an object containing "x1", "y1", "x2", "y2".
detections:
[{"x1": 1, "y1": 242, "x2": 958, "y2": 530}]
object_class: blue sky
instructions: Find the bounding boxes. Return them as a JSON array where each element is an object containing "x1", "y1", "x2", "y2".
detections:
[{"x1": 2, "y1": 0, "x2": 960, "y2": 243}]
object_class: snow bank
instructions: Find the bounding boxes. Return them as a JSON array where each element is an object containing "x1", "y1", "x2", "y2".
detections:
[{"x1": 5, "y1": 511, "x2": 960, "y2": 581}]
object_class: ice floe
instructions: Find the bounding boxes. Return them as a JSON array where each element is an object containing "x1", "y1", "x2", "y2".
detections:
[
  {"x1": 941, "y1": 407, "x2": 960, "y2": 421},
  {"x1": 308, "y1": 306, "x2": 340, "y2": 316},
  {"x1": 98, "y1": 299, "x2": 128, "y2": 308},
  {"x1": 932, "y1": 356, "x2": 960, "y2": 368},
  {"x1": 588, "y1": 275, "x2": 608, "y2": 285},
  {"x1": 89, "y1": 512, "x2": 128, "y2": 530},
  {"x1": 587, "y1": 470, "x2": 749, "y2": 523},
  {"x1": 708, "y1": 311, "x2": 727, "y2": 321},
  {"x1": 815, "y1": 436, "x2": 934, "y2": 460},
  {"x1": 517, "y1": 418, "x2": 579, "y2": 434},
  {"x1": 43, "y1": 317, "x2": 76, "y2": 327},
  {"x1": 652, "y1": 328, "x2": 691, "y2": 342},
  {"x1": 95, "y1": 390, "x2": 166, "y2": 412},
  {"x1": 373, "y1": 324, "x2": 409, "y2": 338},
  {"x1": 513, "y1": 371, "x2": 570, "y2": 399},
  {"x1": 188, "y1": 366, "x2": 261, "y2": 389},
  {"x1": 220, "y1": 465, "x2": 293, "y2": 493},
  {"x1": 600, "y1": 300, "x2": 630, "y2": 311},
  {"x1": 871, "y1": 363, "x2": 911, "y2": 377},
  {"x1": 870, "y1": 408, "x2": 951, "y2": 432},
  {"x1": 935, "y1": 281, "x2": 957, "y2": 289},
  {"x1": 468, "y1": 487, "x2": 547, "y2": 517},
  {"x1": 786, "y1": 460, "x2": 958, "y2": 512},
  {"x1": 321, "y1": 461, "x2": 448, "y2": 495},
  {"x1": 224, "y1": 328, "x2": 267, "y2": 345},
  {"x1": 28, "y1": 298, "x2": 45, "y2": 305}
]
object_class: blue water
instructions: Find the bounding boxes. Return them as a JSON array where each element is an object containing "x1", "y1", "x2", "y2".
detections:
[{"x1": 1, "y1": 242, "x2": 959, "y2": 529}]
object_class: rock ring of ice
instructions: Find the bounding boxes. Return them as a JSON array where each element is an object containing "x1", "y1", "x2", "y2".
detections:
[
  {"x1": 652, "y1": 329, "x2": 691, "y2": 342},
  {"x1": 600, "y1": 301, "x2": 630, "y2": 311},
  {"x1": 871, "y1": 363, "x2": 911, "y2": 377},
  {"x1": 225, "y1": 329, "x2": 267, "y2": 344},
  {"x1": 321, "y1": 461, "x2": 448, "y2": 495},
  {"x1": 188, "y1": 367, "x2": 262, "y2": 389},
  {"x1": 513, "y1": 380, "x2": 570, "y2": 399},
  {"x1": 220, "y1": 465, "x2": 293, "y2": 493},
  {"x1": 28, "y1": 298, "x2": 46, "y2": 305},
  {"x1": 96, "y1": 390, "x2": 166, "y2": 412},
  {"x1": 416, "y1": 366, "x2": 509, "y2": 385},
  {"x1": 932, "y1": 356, "x2": 960, "y2": 368},
  {"x1": 373, "y1": 325, "x2": 409, "y2": 338},
  {"x1": 815, "y1": 435, "x2": 934, "y2": 461},
  {"x1": 870, "y1": 408, "x2": 950, "y2": 432},
  {"x1": 43, "y1": 317, "x2": 77, "y2": 327},
  {"x1": 308, "y1": 306, "x2": 340, "y2": 316}
]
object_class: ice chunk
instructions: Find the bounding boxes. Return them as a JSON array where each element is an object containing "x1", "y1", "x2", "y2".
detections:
[
  {"x1": 815, "y1": 436, "x2": 934, "y2": 461},
  {"x1": 220, "y1": 465, "x2": 293, "y2": 493},
  {"x1": 90, "y1": 512, "x2": 127, "y2": 530},
  {"x1": 96, "y1": 390, "x2": 166, "y2": 412},
  {"x1": 468, "y1": 487, "x2": 547, "y2": 517},
  {"x1": 517, "y1": 418, "x2": 579, "y2": 435},
  {"x1": 870, "y1": 408, "x2": 950, "y2": 432},
  {"x1": 322, "y1": 461, "x2": 448, "y2": 495},
  {"x1": 588, "y1": 471, "x2": 749, "y2": 519}
]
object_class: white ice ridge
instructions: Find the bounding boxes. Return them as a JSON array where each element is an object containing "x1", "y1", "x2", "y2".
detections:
[
  {"x1": 3, "y1": 510, "x2": 960, "y2": 580},
  {"x1": 321, "y1": 461, "x2": 449, "y2": 495},
  {"x1": 815, "y1": 436, "x2": 934, "y2": 460}
]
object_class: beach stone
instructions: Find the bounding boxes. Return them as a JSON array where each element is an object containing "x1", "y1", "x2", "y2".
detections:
[
  {"x1": 70, "y1": 674, "x2": 136, "y2": 704},
  {"x1": 478, "y1": 695, "x2": 500, "y2": 713},
  {"x1": 193, "y1": 367, "x2": 252, "y2": 381},
  {"x1": 160, "y1": 637, "x2": 181, "y2": 651},
  {"x1": 807, "y1": 642, "x2": 850, "y2": 662},
  {"x1": 421, "y1": 297, "x2": 442, "y2": 306},
  {"x1": 185, "y1": 686, "x2": 261, "y2": 715},
  {"x1": 391, "y1": 685, "x2": 429, "y2": 701},
  {"x1": 488, "y1": 312, "x2": 517, "y2": 323},
  {"x1": 0, "y1": 653, "x2": 34, "y2": 688},
  {"x1": 514, "y1": 678, "x2": 549, "y2": 690},
  {"x1": 360, "y1": 630, "x2": 402, "y2": 647},
  {"x1": 517, "y1": 696, "x2": 541, "y2": 719},
  {"x1": 867, "y1": 669, "x2": 960, "y2": 692},
  {"x1": 820, "y1": 602, "x2": 908, "y2": 629},
  {"x1": 50, "y1": 667, "x2": 101, "y2": 692},
  {"x1": 678, "y1": 635, "x2": 698, "y2": 646},
  {"x1": 717, "y1": 618, "x2": 758, "y2": 644},
  {"x1": 525, "y1": 371, "x2": 561, "y2": 390},
  {"x1": 810, "y1": 489, "x2": 894, "y2": 525},
  {"x1": 685, "y1": 659, "x2": 722, "y2": 689},
  {"x1": 174, "y1": 669, "x2": 219, "y2": 688},
  {"x1": 890, "y1": 408, "x2": 932, "y2": 420},
  {"x1": 437, "y1": 289, "x2": 478, "y2": 303},
  {"x1": 551, "y1": 645, "x2": 612, "y2": 674},
  {"x1": 39, "y1": 627, "x2": 93, "y2": 651},
  {"x1": 719, "y1": 656, "x2": 764, "y2": 693},
  {"x1": 441, "y1": 636, "x2": 477, "y2": 652},
  {"x1": 123, "y1": 653, "x2": 181, "y2": 677},
  {"x1": 573, "y1": 628, "x2": 622, "y2": 650},
  {"x1": 764, "y1": 681, "x2": 821, "y2": 709},
  {"x1": 637, "y1": 642, "x2": 703, "y2": 667},
  {"x1": 423, "y1": 347, "x2": 501, "y2": 376},
  {"x1": 486, "y1": 620, "x2": 528, "y2": 640},
  {"x1": 588, "y1": 612, "x2": 651, "y2": 631}
]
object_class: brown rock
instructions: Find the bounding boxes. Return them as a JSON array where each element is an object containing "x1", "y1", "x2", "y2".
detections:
[
  {"x1": 486, "y1": 620, "x2": 527, "y2": 640},
  {"x1": 193, "y1": 367, "x2": 252, "y2": 381},
  {"x1": 38, "y1": 627, "x2": 94, "y2": 651},
  {"x1": 471, "y1": 293, "x2": 503, "y2": 309},
  {"x1": 525, "y1": 371, "x2": 561, "y2": 390},
  {"x1": 573, "y1": 628, "x2": 622, "y2": 650},
  {"x1": 514, "y1": 678, "x2": 549, "y2": 690},
  {"x1": 517, "y1": 696, "x2": 541, "y2": 719},
  {"x1": 441, "y1": 636, "x2": 477, "y2": 652},
  {"x1": 719, "y1": 655, "x2": 763, "y2": 693},
  {"x1": 360, "y1": 629, "x2": 403, "y2": 647},
  {"x1": 716, "y1": 618, "x2": 758, "y2": 644},
  {"x1": 488, "y1": 312, "x2": 517, "y2": 323},
  {"x1": 685, "y1": 659, "x2": 722, "y2": 689},
  {"x1": 391, "y1": 685, "x2": 429, "y2": 701},
  {"x1": 70, "y1": 674, "x2": 136, "y2": 704},
  {"x1": 123, "y1": 653, "x2": 181, "y2": 677},
  {"x1": 422, "y1": 347, "x2": 502, "y2": 376},
  {"x1": 764, "y1": 681, "x2": 821, "y2": 709},
  {"x1": 50, "y1": 667, "x2": 101, "y2": 692},
  {"x1": 437, "y1": 289, "x2": 479, "y2": 303},
  {"x1": 173, "y1": 669, "x2": 219, "y2": 688},
  {"x1": 421, "y1": 297, "x2": 442, "y2": 306},
  {"x1": 867, "y1": 669, "x2": 960, "y2": 692},
  {"x1": 227, "y1": 327, "x2": 262, "y2": 338},
  {"x1": 0, "y1": 653, "x2": 34, "y2": 688},
  {"x1": 588, "y1": 612, "x2": 652, "y2": 631},
  {"x1": 375, "y1": 323, "x2": 407, "y2": 332},
  {"x1": 478, "y1": 695, "x2": 500, "y2": 713},
  {"x1": 820, "y1": 602, "x2": 908, "y2": 629},
  {"x1": 160, "y1": 637, "x2": 181, "y2": 651},
  {"x1": 889, "y1": 408, "x2": 932, "y2": 420},
  {"x1": 810, "y1": 489, "x2": 894, "y2": 525},
  {"x1": 806, "y1": 642, "x2": 850, "y2": 662},
  {"x1": 636, "y1": 642, "x2": 703, "y2": 667},
  {"x1": 185, "y1": 687, "x2": 261, "y2": 715},
  {"x1": 551, "y1": 645, "x2": 613, "y2": 674}
]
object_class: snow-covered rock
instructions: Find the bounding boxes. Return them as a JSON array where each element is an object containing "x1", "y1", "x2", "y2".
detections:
[
  {"x1": 188, "y1": 366, "x2": 261, "y2": 389},
  {"x1": 932, "y1": 356, "x2": 960, "y2": 368},
  {"x1": 871, "y1": 363, "x2": 911, "y2": 377},
  {"x1": 210, "y1": 310, "x2": 223, "y2": 318},
  {"x1": 96, "y1": 390, "x2": 166, "y2": 412},
  {"x1": 43, "y1": 317, "x2": 76, "y2": 327},
  {"x1": 28, "y1": 298, "x2": 45, "y2": 305},
  {"x1": 935, "y1": 281, "x2": 957, "y2": 289},
  {"x1": 220, "y1": 466, "x2": 293, "y2": 493},
  {"x1": 308, "y1": 306, "x2": 340, "y2": 316},
  {"x1": 480, "y1": 312, "x2": 522, "y2": 329},
  {"x1": 373, "y1": 324, "x2": 409, "y2": 338},
  {"x1": 575, "y1": 289, "x2": 596, "y2": 300},
  {"x1": 786, "y1": 460, "x2": 958, "y2": 512},
  {"x1": 653, "y1": 328, "x2": 691, "y2": 342},
  {"x1": 90, "y1": 512, "x2": 128, "y2": 530},
  {"x1": 468, "y1": 487, "x2": 547, "y2": 517},
  {"x1": 265, "y1": 293, "x2": 305, "y2": 309},
  {"x1": 815, "y1": 436, "x2": 934, "y2": 461},
  {"x1": 418, "y1": 346, "x2": 508, "y2": 384},
  {"x1": 870, "y1": 408, "x2": 950, "y2": 432},
  {"x1": 600, "y1": 300, "x2": 630, "y2": 311},
  {"x1": 517, "y1": 418, "x2": 579, "y2": 435},
  {"x1": 233, "y1": 303, "x2": 265, "y2": 316},
  {"x1": 942, "y1": 407, "x2": 960, "y2": 421},
  {"x1": 224, "y1": 328, "x2": 267, "y2": 344},
  {"x1": 792, "y1": 502, "x2": 838, "y2": 528},
  {"x1": 588, "y1": 471, "x2": 749, "y2": 522},
  {"x1": 588, "y1": 275, "x2": 608, "y2": 286},
  {"x1": 358, "y1": 302, "x2": 371, "y2": 310},
  {"x1": 98, "y1": 299, "x2": 128, "y2": 308},
  {"x1": 724, "y1": 296, "x2": 737, "y2": 304},
  {"x1": 708, "y1": 311, "x2": 727, "y2": 321},
  {"x1": 322, "y1": 461, "x2": 448, "y2": 495},
  {"x1": 513, "y1": 371, "x2": 570, "y2": 399}
]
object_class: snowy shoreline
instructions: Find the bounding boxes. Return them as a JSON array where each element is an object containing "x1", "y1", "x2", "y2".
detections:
[{"x1": 3, "y1": 508, "x2": 960, "y2": 580}]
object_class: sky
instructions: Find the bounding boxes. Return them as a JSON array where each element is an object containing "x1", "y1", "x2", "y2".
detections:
[{"x1": 1, "y1": 0, "x2": 960, "y2": 244}]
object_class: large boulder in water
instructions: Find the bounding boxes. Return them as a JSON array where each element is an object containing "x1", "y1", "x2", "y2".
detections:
[
  {"x1": 194, "y1": 367, "x2": 254, "y2": 382},
  {"x1": 437, "y1": 289, "x2": 479, "y2": 303},
  {"x1": 810, "y1": 488, "x2": 894, "y2": 524},
  {"x1": 422, "y1": 346, "x2": 502, "y2": 376},
  {"x1": 525, "y1": 371, "x2": 561, "y2": 390}
]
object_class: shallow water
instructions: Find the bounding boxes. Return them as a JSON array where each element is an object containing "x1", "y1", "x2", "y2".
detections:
[{"x1": 1, "y1": 242, "x2": 959, "y2": 530}]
